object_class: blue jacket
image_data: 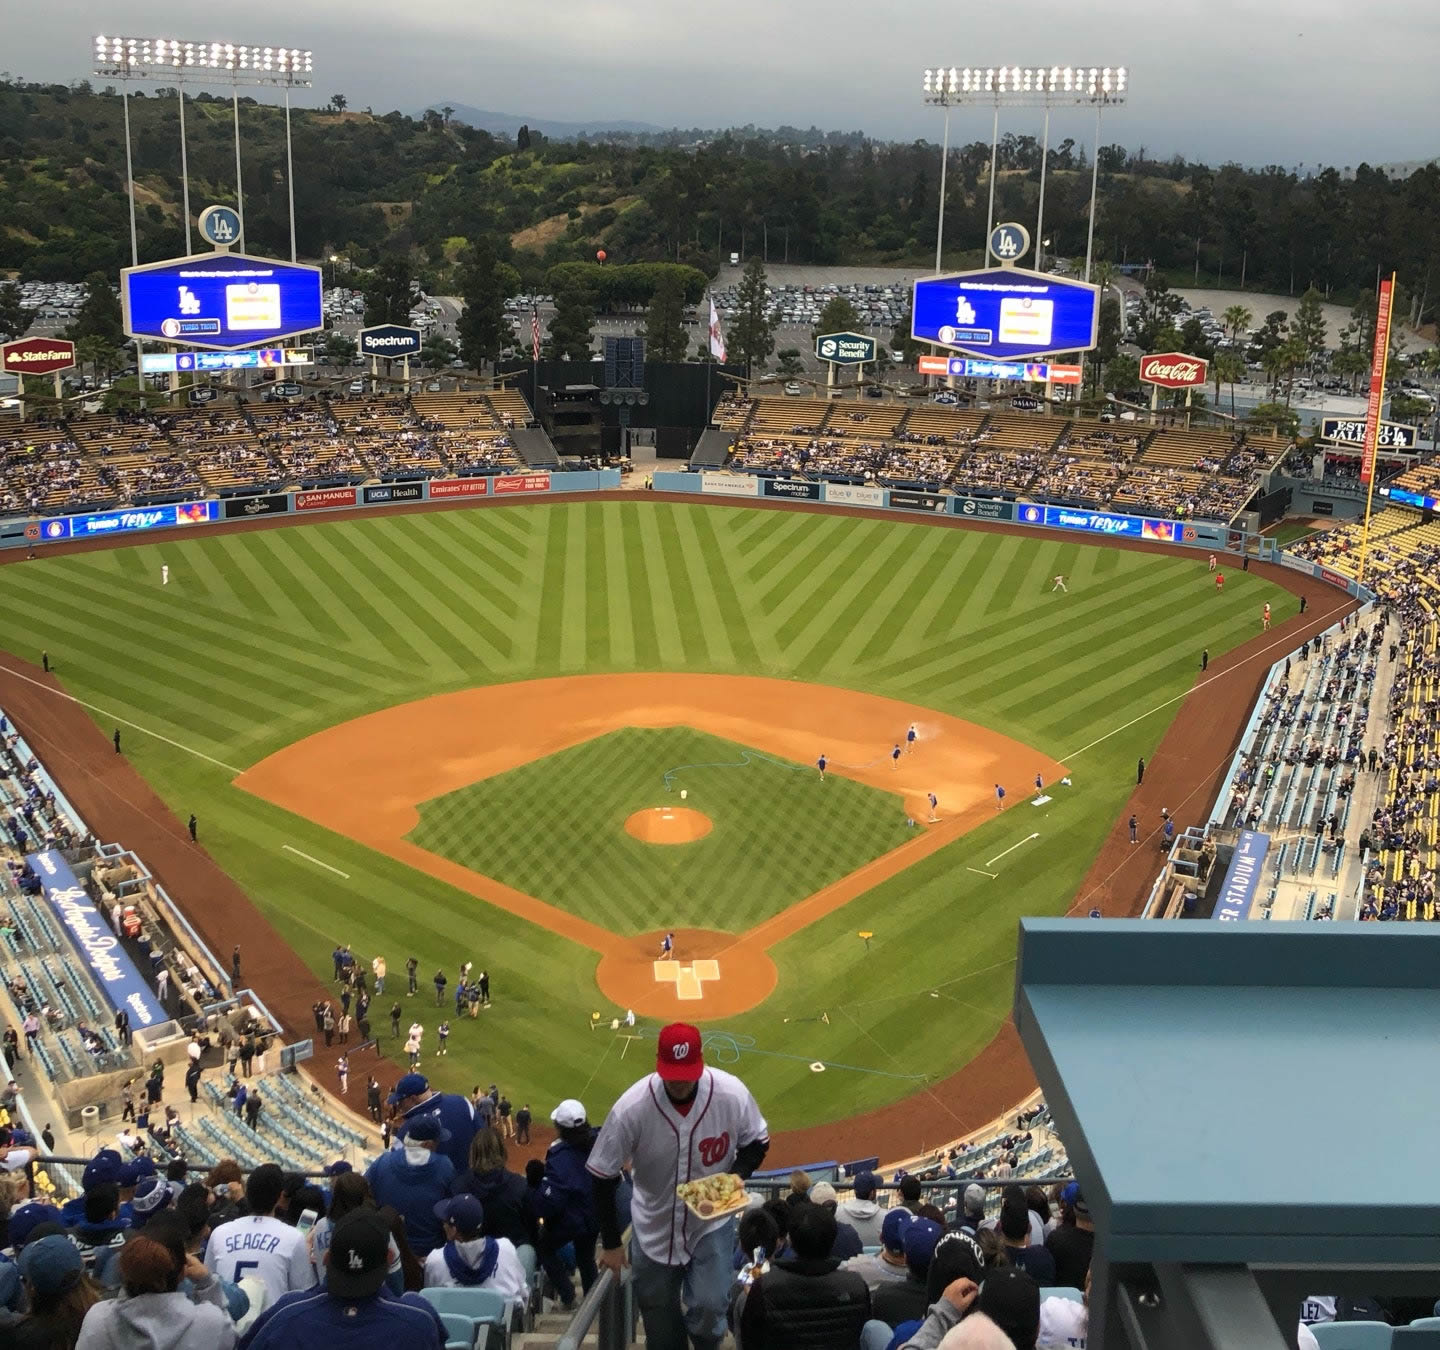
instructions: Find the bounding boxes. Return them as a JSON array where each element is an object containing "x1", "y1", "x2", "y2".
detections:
[
  {"x1": 240, "y1": 1286, "x2": 444, "y2": 1350},
  {"x1": 365, "y1": 1148, "x2": 456, "y2": 1257},
  {"x1": 537, "y1": 1128, "x2": 599, "y2": 1244},
  {"x1": 395, "y1": 1093, "x2": 476, "y2": 1176}
]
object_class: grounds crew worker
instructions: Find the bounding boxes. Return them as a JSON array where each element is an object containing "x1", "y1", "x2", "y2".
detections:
[{"x1": 588, "y1": 1022, "x2": 769, "y2": 1350}]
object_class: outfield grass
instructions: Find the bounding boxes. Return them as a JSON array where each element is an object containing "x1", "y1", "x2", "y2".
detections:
[
  {"x1": 1267, "y1": 522, "x2": 1321, "y2": 546},
  {"x1": 0, "y1": 502, "x2": 1293, "y2": 1130},
  {"x1": 409, "y1": 726, "x2": 912, "y2": 934}
]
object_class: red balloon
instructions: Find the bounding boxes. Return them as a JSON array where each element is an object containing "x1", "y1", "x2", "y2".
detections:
[{"x1": 596, "y1": 250, "x2": 607, "y2": 263}]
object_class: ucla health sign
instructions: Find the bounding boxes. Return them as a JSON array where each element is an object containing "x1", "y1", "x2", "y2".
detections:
[
  {"x1": 40, "y1": 501, "x2": 218, "y2": 541},
  {"x1": 912, "y1": 267, "x2": 1099, "y2": 360},
  {"x1": 27, "y1": 851, "x2": 167, "y2": 1027}
]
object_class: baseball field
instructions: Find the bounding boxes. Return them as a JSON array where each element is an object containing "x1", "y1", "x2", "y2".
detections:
[{"x1": 0, "y1": 498, "x2": 1293, "y2": 1139}]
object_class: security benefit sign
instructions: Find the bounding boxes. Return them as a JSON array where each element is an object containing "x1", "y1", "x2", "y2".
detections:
[
  {"x1": 27, "y1": 850, "x2": 168, "y2": 1027},
  {"x1": 814, "y1": 331, "x2": 877, "y2": 365},
  {"x1": 912, "y1": 268, "x2": 1099, "y2": 361},
  {"x1": 122, "y1": 251, "x2": 324, "y2": 350}
]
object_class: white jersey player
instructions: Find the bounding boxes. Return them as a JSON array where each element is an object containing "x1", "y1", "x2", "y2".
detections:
[
  {"x1": 203, "y1": 1165, "x2": 315, "y2": 1305},
  {"x1": 161, "y1": 564, "x2": 169, "y2": 586},
  {"x1": 589, "y1": 1022, "x2": 769, "y2": 1349}
]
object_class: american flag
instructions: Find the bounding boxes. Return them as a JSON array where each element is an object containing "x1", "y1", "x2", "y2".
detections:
[{"x1": 531, "y1": 306, "x2": 541, "y2": 362}]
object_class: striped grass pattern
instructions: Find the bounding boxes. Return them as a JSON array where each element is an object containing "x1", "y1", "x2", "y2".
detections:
[
  {"x1": 0, "y1": 501, "x2": 1289, "y2": 1128},
  {"x1": 409, "y1": 727, "x2": 914, "y2": 934}
]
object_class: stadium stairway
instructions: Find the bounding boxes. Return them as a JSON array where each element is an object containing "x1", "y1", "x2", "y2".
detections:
[
  {"x1": 512, "y1": 428, "x2": 562, "y2": 469},
  {"x1": 690, "y1": 430, "x2": 736, "y2": 469}
]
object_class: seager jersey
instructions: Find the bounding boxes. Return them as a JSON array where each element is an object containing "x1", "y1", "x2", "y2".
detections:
[
  {"x1": 204, "y1": 1213, "x2": 316, "y2": 1306},
  {"x1": 587, "y1": 1067, "x2": 768, "y2": 1266}
]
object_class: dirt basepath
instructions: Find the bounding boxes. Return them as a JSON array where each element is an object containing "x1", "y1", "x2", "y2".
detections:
[
  {"x1": 237, "y1": 673, "x2": 1064, "y2": 1020},
  {"x1": 0, "y1": 498, "x2": 1357, "y2": 1166}
]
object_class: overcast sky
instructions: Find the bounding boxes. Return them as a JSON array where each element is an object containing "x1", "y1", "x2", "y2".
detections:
[{"x1": 16, "y1": 0, "x2": 1440, "y2": 168}]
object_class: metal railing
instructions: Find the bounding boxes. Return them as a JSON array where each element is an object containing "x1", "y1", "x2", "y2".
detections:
[{"x1": 556, "y1": 1268, "x2": 633, "y2": 1350}]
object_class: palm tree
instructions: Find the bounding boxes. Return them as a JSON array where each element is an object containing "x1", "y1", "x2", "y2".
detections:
[
  {"x1": 1216, "y1": 350, "x2": 1246, "y2": 421},
  {"x1": 1276, "y1": 337, "x2": 1308, "y2": 406},
  {"x1": 1222, "y1": 303, "x2": 1252, "y2": 352}
]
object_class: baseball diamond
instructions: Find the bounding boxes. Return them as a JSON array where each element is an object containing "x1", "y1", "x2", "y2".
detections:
[{"x1": 0, "y1": 494, "x2": 1346, "y2": 1155}]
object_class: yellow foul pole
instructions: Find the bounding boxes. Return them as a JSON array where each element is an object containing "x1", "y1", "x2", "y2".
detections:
[{"x1": 1356, "y1": 272, "x2": 1396, "y2": 588}]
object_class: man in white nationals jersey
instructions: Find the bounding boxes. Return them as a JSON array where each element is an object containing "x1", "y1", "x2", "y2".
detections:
[
  {"x1": 203, "y1": 1163, "x2": 316, "y2": 1306},
  {"x1": 588, "y1": 1022, "x2": 769, "y2": 1350}
]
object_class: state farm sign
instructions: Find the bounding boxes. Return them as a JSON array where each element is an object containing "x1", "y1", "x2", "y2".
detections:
[
  {"x1": 1, "y1": 337, "x2": 76, "y2": 376},
  {"x1": 1139, "y1": 352, "x2": 1208, "y2": 389}
]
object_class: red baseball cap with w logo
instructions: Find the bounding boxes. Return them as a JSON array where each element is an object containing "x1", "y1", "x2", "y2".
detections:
[{"x1": 657, "y1": 1023, "x2": 704, "y2": 1082}]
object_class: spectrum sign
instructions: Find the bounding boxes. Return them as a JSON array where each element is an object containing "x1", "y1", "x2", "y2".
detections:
[{"x1": 122, "y1": 251, "x2": 323, "y2": 350}]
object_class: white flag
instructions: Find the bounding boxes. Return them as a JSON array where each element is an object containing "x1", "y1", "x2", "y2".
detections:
[{"x1": 708, "y1": 298, "x2": 727, "y2": 363}]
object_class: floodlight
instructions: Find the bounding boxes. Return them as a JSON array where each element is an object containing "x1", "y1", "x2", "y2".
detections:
[
  {"x1": 94, "y1": 35, "x2": 313, "y2": 86},
  {"x1": 923, "y1": 65, "x2": 1127, "y2": 105}
]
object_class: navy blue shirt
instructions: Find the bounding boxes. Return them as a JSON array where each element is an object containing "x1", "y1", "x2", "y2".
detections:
[
  {"x1": 240, "y1": 1286, "x2": 445, "y2": 1350},
  {"x1": 396, "y1": 1092, "x2": 476, "y2": 1176}
]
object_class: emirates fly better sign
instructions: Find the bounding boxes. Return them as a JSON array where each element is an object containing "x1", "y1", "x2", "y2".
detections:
[
  {"x1": 2, "y1": 336, "x2": 76, "y2": 377},
  {"x1": 1139, "y1": 352, "x2": 1209, "y2": 389}
]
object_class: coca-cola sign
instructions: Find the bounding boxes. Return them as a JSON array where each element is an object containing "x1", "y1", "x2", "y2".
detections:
[
  {"x1": 1140, "y1": 352, "x2": 1208, "y2": 389},
  {"x1": 1, "y1": 337, "x2": 76, "y2": 376}
]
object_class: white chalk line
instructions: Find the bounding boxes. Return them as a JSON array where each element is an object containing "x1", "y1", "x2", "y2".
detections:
[
  {"x1": 966, "y1": 866, "x2": 998, "y2": 878},
  {"x1": 986, "y1": 832, "x2": 1039, "y2": 868},
  {"x1": 0, "y1": 664, "x2": 244, "y2": 775},
  {"x1": 282, "y1": 844, "x2": 350, "y2": 879},
  {"x1": 1060, "y1": 597, "x2": 1353, "y2": 762}
]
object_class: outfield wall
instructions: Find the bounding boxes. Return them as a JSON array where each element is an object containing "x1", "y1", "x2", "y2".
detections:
[{"x1": 0, "y1": 469, "x2": 621, "y2": 551}]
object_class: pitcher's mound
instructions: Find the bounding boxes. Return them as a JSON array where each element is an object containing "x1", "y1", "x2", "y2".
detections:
[{"x1": 625, "y1": 806, "x2": 713, "y2": 844}]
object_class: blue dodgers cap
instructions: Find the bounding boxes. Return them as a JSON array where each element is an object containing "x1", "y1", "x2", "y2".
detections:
[
  {"x1": 120, "y1": 1157, "x2": 157, "y2": 1187},
  {"x1": 853, "y1": 1170, "x2": 879, "y2": 1200},
  {"x1": 7, "y1": 1202, "x2": 62, "y2": 1248},
  {"x1": 130, "y1": 1176, "x2": 171, "y2": 1224},
  {"x1": 386, "y1": 1073, "x2": 428, "y2": 1106},
  {"x1": 405, "y1": 1115, "x2": 450, "y2": 1144},
  {"x1": 323, "y1": 1160, "x2": 353, "y2": 1177},
  {"x1": 433, "y1": 1194, "x2": 485, "y2": 1237},
  {"x1": 903, "y1": 1217, "x2": 944, "y2": 1273},
  {"x1": 880, "y1": 1207, "x2": 913, "y2": 1253},
  {"x1": 82, "y1": 1149, "x2": 123, "y2": 1189},
  {"x1": 17, "y1": 1236, "x2": 83, "y2": 1299}
]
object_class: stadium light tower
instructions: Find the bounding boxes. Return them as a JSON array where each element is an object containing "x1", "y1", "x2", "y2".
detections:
[
  {"x1": 921, "y1": 66, "x2": 1128, "y2": 279},
  {"x1": 94, "y1": 38, "x2": 314, "y2": 262}
]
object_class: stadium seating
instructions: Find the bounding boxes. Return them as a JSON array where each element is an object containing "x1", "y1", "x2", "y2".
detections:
[
  {"x1": 714, "y1": 397, "x2": 1280, "y2": 521},
  {"x1": 0, "y1": 391, "x2": 539, "y2": 514}
]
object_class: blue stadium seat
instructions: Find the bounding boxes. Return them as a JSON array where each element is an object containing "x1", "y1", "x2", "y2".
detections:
[
  {"x1": 439, "y1": 1311, "x2": 476, "y2": 1349},
  {"x1": 1309, "y1": 1322, "x2": 1394, "y2": 1350},
  {"x1": 1405, "y1": 1319, "x2": 1440, "y2": 1332},
  {"x1": 421, "y1": 1287, "x2": 509, "y2": 1331}
]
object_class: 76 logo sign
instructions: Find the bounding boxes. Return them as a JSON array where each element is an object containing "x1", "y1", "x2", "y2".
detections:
[{"x1": 697, "y1": 1133, "x2": 730, "y2": 1167}]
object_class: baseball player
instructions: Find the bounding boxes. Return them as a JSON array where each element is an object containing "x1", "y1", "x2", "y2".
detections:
[
  {"x1": 816, "y1": 753, "x2": 827, "y2": 782},
  {"x1": 906, "y1": 723, "x2": 917, "y2": 752},
  {"x1": 589, "y1": 1023, "x2": 769, "y2": 1350},
  {"x1": 1215, "y1": 571, "x2": 1225, "y2": 592},
  {"x1": 1263, "y1": 602, "x2": 1271, "y2": 631},
  {"x1": 1208, "y1": 553, "x2": 1217, "y2": 571},
  {"x1": 161, "y1": 564, "x2": 169, "y2": 586},
  {"x1": 1034, "y1": 772, "x2": 1044, "y2": 797},
  {"x1": 891, "y1": 744, "x2": 902, "y2": 770},
  {"x1": 995, "y1": 784, "x2": 1006, "y2": 811},
  {"x1": 437, "y1": 1020, "x2": 450, "y2": 1055},
  {"x1": 927, "y1": 792, "x2": 938, "y2": 823},
  {"x1": 659, "y1": 932, "x2": 674, "y2": 959},
  {"x1": 1051, "y1": 573, "x2": 1068, "y2": 592}
]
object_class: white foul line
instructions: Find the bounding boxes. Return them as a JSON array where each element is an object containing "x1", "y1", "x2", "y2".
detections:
[
  {"x1": 1060, "y1": 600, "x2": 1353, "y2": 762},
  {"x1": 282, "y1": 844, "x2": 350, "y2": 879},
  {"x1": 966, "y1": 866, "x2": 998, "y2": 879},
  {"x1": 0, "y1": 664, "x2": 244, "y2": 775},
  {"x1": 986, "y1": 832, "x2": 1039, "y2": 868}
]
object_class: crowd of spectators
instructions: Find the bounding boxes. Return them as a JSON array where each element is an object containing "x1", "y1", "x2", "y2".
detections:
[
  {"x1": 720, "y1": 399, "x2": 1273, "y2": 522},
  {"x1": 0, "y1": 392, "x2": 531, "y2": 515}
]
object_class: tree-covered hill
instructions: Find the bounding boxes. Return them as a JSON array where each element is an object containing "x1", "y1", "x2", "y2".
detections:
[{"x1": 0, "y1": 77, "x2": 1434, "y2": 326}]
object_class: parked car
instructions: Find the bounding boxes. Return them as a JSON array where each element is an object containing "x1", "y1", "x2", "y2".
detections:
[{"x1": 783, "y1": 381, "x2": 803, "y2": 396}]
